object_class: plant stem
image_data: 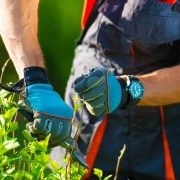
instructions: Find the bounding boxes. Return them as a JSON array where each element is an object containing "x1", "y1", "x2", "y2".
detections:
[
  {"x1": 114, "y1": 145, "x2": 126, "y2": 180},
  {"x1": 23, "y1": 140, "x2": 27, "y2": 179},
  {"x1": 15, "y1": 159, "x2": 22, "y2": 179},
  {"x1": 0, "y1": 58, "x2": 11, "y2": 84}
]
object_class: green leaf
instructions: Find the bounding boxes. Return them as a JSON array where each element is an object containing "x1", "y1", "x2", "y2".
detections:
[
  {"x1": 45, "y1": 172, "x2": 61, "y2": 180},
  {"x1": 93, "y1": 168, "x2": 103, "y2": 180},
  {"x1": 0, "y1": 167, "x2": 15, "y2": 180},
  {"x1": 7, "y1": 121, "x2": 18, "y2": 133},
  {"x1": 5, "y1": 167, "x2": 15, "y2": 174},
  {"x1": 33, "y1": 152, "x2": 50, "y2": 167},
  {"x1": 0, "y1": 156, "x2": 8, "y2": 166},
  {"x1": 0, "y1": 155, "x2": 20, "y2": 166},
  {"x1": 49, "y1": 160, "x2": 61, "y2": 170},
  {"x1": 30, "y1": 163, "x2": 44, "y2": 180},
  {"x1": 5, "y1": 170, "x2": 33, "y2": 179},
  {"x1": 77, "y1": 165, "x2": 88, "y2": 177},
  {"x1": 0, "y1": 116, "x2": 6, "y2": 138},
  {"x1": 7, "y1": 95, "x2": 13, "y2": 104},
  {"x1": 3, "y1": 107, "x2": 17, "y2": 123},
  {"x1": 0, "y1": 89, "x2": 10, "y2": 98},
  {"x1": 103, "y1": 175, "x2": 113, "y2": 180},
  {"x1": 0, "y1": 139, "x2": 20, "y2": 155},
  {"x1": 0, "y1": 115, "x2": 5, "y2": 126},
  {"x1": 33, "y1": 134, "x2": 51, "y2": 152},
  {"x1": 73, "y1": 95, "x2": 83, "y2": 112},
  {"x1": 20, "y1": 148, "x2": 31, "y2": 162},
  {"x1": 22, "y1": 130, "x2": 36, "y2": 142},
  {"x1": 74, "y1": 103, "x2": 83, "y2": 112},
  {"x1": 0, "y1": 90, "x2": 10, "y2": 104}
]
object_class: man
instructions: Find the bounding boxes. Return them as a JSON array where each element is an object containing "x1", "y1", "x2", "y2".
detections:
[
  {"x1": 65, "y1": 0, "x2": 180, "y2": 179},
  {"x1": 0, "y1": 0, "x2": 89, "y2": 167},
  {"x1": 1, "y1": 0, "x2": 180, "y2": 179}
]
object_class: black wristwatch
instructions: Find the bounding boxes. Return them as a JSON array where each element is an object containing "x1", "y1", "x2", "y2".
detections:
[{"x1": 117, "y1": 75, "x2": 144, "y2": 108}]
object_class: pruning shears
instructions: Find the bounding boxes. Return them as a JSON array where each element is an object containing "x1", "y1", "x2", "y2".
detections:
[{"x1": 18, "y1": 100, "x2": 89, "y2": 168}]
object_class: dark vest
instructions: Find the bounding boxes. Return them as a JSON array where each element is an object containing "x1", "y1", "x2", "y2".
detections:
[
  {"x1": 80, "y1": 0, "x2": 180, "y2": 75},
  {"x1": 75, "y1": 0, "x2": 180, "y2": 178}
]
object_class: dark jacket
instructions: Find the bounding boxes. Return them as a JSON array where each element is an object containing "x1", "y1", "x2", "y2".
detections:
[{"x1": 65, "y1": 0, "x2": 180, "y2": 179}]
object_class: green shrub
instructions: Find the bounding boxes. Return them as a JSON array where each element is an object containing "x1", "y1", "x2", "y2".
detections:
[{"x1": 0, "y1": 89, "x2": 88, "y2": 180}]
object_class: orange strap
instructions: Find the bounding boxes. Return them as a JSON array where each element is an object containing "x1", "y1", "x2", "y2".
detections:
[
  {"x1": 83, "y1": 115, "x2": 108, "y2": 179},
  {"x1": 160, "y1": 106, "x2": 175, "y2": 180},
  {"x1": 130, "y1": 44, "x2": 135, "y2": 68},
  {"x1": 81, "y1": 0, "x2": 96, "y2": 30},
  {"x1": 158, "y1": 0, "x2": 176, "y2": 3}
]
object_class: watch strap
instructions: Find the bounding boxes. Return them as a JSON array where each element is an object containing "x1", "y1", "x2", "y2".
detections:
[
  {"x1": 125, "y1": 75, "x2": 143, "y2": 108},
  {"x1": 116, "y1": 77, "x2": 129, "y2": 108},
  {"x1": 117, "y1": 75, "x2": 143, "y2": 108}
]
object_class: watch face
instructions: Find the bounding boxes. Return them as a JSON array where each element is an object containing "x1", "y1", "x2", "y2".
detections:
[{"x1": 129, "y1": 81, "x2": 144, "y2": 99}]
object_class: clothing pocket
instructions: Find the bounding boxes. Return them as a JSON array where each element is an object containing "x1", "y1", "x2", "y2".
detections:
[
  {"x1": 99, "y1": 0, "x2": 180, "y2": 45},
  {"x1": 97, "y1": 23, "x2": 132, "y2": 56},
  {"x1": 97, "y1": 21, "x2": 134, "y2": 69}
]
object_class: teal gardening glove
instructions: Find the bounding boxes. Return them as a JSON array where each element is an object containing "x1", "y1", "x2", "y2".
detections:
[
  {"x1": 73, "y1": 67, "x2": 122, "y2": 116},
  {"x1": 0, "y1": 66, "x2": 88, "y2": 168}
]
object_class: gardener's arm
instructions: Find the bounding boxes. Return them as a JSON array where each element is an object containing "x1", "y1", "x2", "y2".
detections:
[
  {"x1": 137, "y1": 65, "x2": 180, "y2": 106},
  {"x1": 0, "y1": 0, "x2": 44, "y2": 78},
  {"x1": 0, "y1": 0, "x2": 76, "y2": 151},
  {"x1": 73, "y1": 65, "x2": 180, "y2": 116}
]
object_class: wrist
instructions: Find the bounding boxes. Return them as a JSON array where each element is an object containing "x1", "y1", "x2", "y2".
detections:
[
  {"x1": 24, "y1": 66, "x2": 50, "y2": 86},
  {"x1": 116, "y1": 77, "x2": 129, "y2": 108},
  {"x1": 117, "y1": 75, "x2": 144, "y2": 108},
  {"x1": 0, "y1": 66, "x2": 51, "y2": 97}
]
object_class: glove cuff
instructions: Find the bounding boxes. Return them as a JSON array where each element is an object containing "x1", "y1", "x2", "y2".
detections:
[
  {"x1": 24, "y1": 66, "x2": 49, "y2": 86},
  {"x1": 0, "y1": 66, "x2": 50, "y2": 93},
  {"x1": 116, "y1": 77, "x2": 129, "y2": 108}
]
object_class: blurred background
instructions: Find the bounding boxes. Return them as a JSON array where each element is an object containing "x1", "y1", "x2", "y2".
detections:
[
  {"x1": 0, "y1": 0, "x2": 84, "y2": 152},
  {"x1": 0, "y1": 0, "x2": 83, "y2": 96}
]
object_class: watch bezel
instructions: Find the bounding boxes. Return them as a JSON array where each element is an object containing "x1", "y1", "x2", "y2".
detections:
[
  {"x1": 125, "y1": 75, "x2": 144, "y2": 105},
  {"x1": 128, "y1": 80, "x2": 144, "y2": 99}
]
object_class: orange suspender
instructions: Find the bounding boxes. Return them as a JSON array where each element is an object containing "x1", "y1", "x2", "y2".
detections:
[
  {"x1": 160, "y1": 106, "x2": 175, "y2": 180},
  {"x1": 83, "y1": 115, "x2": 108, "y2": 179},
  {"x1": 81, "y1": 0, "x2": 96, "y2": 30},
  {"x1": 158, "y1": 0, "x2": 176, "y2": 3}
]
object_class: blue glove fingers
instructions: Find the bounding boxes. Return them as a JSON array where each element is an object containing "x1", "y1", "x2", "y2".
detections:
[
  {"x1": 26, "y1": 122, "x2": 41, "y2": 134},
  {"x1": 77, "y1": 80, "x2": 106, "y2": 101},
  {"x1": 26, "y1": 118, "x2": 56, "y2": 135},
  {"x1": 74, "y1": 68, "x2": 106, "y2": 93},
  {"x1": 35, "y1": 112, "x2": 71, "y2": 143},
  {"x1": 73, "y1": 68, "x2": 95, "y2": 86},
  {"x1": 84, "y1": 93, "x2": 106, "y2": 108},
  {"x1": 48, "y1": 129, "x2": 72, "y2": 144},
  {"x1": 86, "y1": 103, "x2": 107, "y2": 116},
  {"x1": 73, "y1": 74, "x2": 88, "y2": 85},
  {"x1": 27, "y1": 84, "x2": 73, "y2": 119}
]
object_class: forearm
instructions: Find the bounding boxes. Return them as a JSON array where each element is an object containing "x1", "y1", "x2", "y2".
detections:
[
  {"x1": 0, "y1": 0, "x2": 44, "y2": 78},
  {"x1": 137, "y1": 65, "x2": 180, "y2": 106}
]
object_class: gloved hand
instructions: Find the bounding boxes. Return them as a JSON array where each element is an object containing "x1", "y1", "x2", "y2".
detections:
[
  {"x1": 2, "y1": 66, "x2": 73, "y2": 147},
  {"x1": 0, "y1": 66, "x2": 89, "y2": 168},
  {"x1": 73, "y1": 67, "x2": 122, "y2": 116}
]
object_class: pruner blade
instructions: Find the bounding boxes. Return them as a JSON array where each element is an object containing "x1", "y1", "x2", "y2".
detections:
[{"x1": 61, "y1": 136, "x2": 89, "y2": 168}]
